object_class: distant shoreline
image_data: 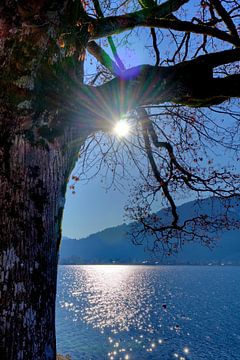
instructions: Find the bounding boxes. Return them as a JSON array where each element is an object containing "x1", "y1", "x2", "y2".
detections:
[{"x1": 58, "y1": 263, "x2": 240, "y2": 266}]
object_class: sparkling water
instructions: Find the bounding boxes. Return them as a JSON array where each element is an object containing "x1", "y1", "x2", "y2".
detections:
[{"x1": 56, "y1": 265, "x2": 240, "y2": 359}]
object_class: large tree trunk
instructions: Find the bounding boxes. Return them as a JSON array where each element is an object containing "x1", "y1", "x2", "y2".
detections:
[
  {"x1": 0, "y1": 126, "x2": 88, "y2": 359},
  {"x1": 0, "y1": 2, "x2": 91, "y2": 357}
]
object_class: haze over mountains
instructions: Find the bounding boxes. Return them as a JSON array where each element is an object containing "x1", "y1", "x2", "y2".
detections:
[{"x1": 60, "y1": 197, "x2": 240, "y2": 265}]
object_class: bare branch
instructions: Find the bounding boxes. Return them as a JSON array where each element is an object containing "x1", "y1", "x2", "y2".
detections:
[{"x1": 210, "y1": 0, "x2": 240, "y2": 41}]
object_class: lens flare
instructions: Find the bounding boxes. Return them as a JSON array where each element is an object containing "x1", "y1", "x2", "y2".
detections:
[{"x1": 113, "y1": 119, "x2": 130, "y2": 137}]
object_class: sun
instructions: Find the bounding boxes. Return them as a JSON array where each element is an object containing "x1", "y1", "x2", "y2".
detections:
[{"x1": 113, "y1": 119, "x2": 130, "y2": 137}]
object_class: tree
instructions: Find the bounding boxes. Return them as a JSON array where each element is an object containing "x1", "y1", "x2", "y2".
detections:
[{"x1": 0, "y1": 0, "x2": 240, "y2": 358}]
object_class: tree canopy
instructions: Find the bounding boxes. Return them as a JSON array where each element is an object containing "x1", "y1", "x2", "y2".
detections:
[
  {"x1": 67, "y1": 0, "x2": 240, "y2": 254},
  {"x1": 1, "y1": 0, "x2": 240, "y2": 253}
]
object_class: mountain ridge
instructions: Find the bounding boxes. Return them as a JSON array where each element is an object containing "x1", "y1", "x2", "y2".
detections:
[{"x1": 60, "y1": 196, "x2": 240, "y2": 265}]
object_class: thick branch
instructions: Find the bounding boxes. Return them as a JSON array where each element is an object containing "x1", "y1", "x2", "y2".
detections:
[
  {"x1": 87, "y1": 41, "x2": 121, "y2": 75},
  {"x1": 210, "y1": 0, "x2": 240, "y2": 42},
  {"x1": 88, "y1": 0, "x2": 189, "y2": 39},
  {"x1": 92, "y1": 0, "x2": 125, "y2": 70},
  {"x1": 94, "y1": 52, "x2": 240, "y2": 117},
  {"x1": 89, "y1": 9, "x2": 238, "y2": 46},
  {"x1": 45, "y1": 49, "x2": 240, "y2": 131},
  {"x1": 150, "y1": 27, "x2": 160, "y2": 66},
  {"x1": 140, "y1": 109, "x2": 179, "y2": 226},
  {"x1": 191, "y1": 47, "x2": 240, "y2": 68},
  {"x1": 139, "y1": 18, "x2": 239, "y2": 46},
  {"x1": 210, "y1": 74, "x2": 240, "y2": 98}
]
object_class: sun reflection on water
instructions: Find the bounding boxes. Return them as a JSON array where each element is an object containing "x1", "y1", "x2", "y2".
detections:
[
  {"x1": 72, "y1": 265, "x2": 153, "y2": 333},
  {"x1": 58, "y1": 265, "x2": 193, "y2": 359}
]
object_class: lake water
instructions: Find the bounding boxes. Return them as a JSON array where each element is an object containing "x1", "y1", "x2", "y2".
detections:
[{"x1": 56, "y1": 265, "x2": 240, "y2": 359}]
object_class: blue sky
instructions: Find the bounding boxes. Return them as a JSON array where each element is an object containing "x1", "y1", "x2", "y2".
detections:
[{"x1": 62, "y1": 167, "x2": 129, "y2": 238}]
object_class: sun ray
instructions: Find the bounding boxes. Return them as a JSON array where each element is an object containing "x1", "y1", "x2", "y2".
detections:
[{"x1": 113, "y1": 119, "x2": 130, "y2": 137}]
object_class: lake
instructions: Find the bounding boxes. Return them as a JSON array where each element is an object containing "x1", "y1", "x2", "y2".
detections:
[{"x1": 56, "y1": 265, "x2": 240, "y2": 359}]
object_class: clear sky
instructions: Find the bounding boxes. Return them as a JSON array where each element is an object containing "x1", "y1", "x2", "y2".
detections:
[{"x1": 62, "y1": 165, "x2": 129, "y2": 238}]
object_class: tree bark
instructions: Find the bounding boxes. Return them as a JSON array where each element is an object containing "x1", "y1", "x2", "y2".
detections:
[
  {"x1": 0, "y1": 2, "x2": 90, "y2": 356},
  {"x1": 0, "y1": 121, "x2": 88, "y2": 359}
]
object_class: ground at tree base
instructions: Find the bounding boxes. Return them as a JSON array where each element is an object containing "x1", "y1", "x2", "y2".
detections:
[{"x1": 57, "y1": 354, "x2": 71, "y2": 360}]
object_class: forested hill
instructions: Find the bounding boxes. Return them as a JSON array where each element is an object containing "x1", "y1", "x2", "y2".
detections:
[{"x1": 60, "y1": 197, "x2": 240, "y2": 265}]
